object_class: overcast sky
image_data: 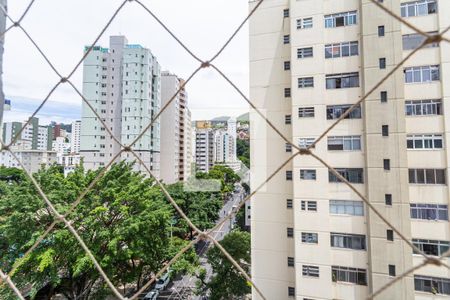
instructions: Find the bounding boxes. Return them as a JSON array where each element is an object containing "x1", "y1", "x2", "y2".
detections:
[{"x1": 3, "y1": 0, "x2": 250, "y2": 124}]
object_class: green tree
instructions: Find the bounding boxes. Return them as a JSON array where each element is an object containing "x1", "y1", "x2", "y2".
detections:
[
  {"x1": 196, "y1": 165, "x2": 240, "y2": 195},
  {"x1": 196, "y1": 230, "x2": 251, "y2": 300},
  {"x1": 166, "y1": 182, "x2": 222, "y2": 239},
  {"x1": 236, "y1": 139, "x2": 250, "y2": 168},
  {"x1": 0, "y1": 163, "x2": 197, "y2": 300}
]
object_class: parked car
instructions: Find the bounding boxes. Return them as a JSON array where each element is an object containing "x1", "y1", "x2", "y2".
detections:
[
  {"x1": 143, "y1": 289, "x2": 159, "y2": 300},
  {"x1": 155, "y1": 271, "x2": 171, "y2": 291}
]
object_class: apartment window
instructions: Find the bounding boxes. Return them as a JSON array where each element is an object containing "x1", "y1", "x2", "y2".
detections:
[
  {"x1": 326, "y1": 72, "x2": 359, "y2": 89},
  {"x1": 287, "y1": 257, "x2": 294, "y2": 267},
  {"x1": 297, "y1": 47, "x2": 313, "y2": 58},
  {"x1": 401, "y1": 0, "x2": 437, "y2": 17},
  {"x1": 332, "y1": 266, "x2": 367, "y2": 285},
  {"x1": 300, "y1": 169, "x2": 316, "y2": 180},
  {"x1": 331, "y1": 233, "x2": 366, "y2": 250},
  {"x1": 387, "y1": 229, "x2": 394, "y2": 241},
  {"x1": 285, "y1": 115, "x2": 292, "y2": 124},
  {"x1": 403, "y1": 32, "x2": 439, "y2": 50},
  {"x1": 288, "y1": 287, "x2": 295, "y2": 297},
  {"x1": 324, "y1": 11, "x2": 357, "y2": 28},
  {"x1": 382, "y1": 125, "x2": 389, "y2": 136},
  {"x1": 297, "y1": 17, "x2": 313, "y2": 29},
  {"x1": 326, "y1": 104, "x2": 361, "y2": 120},
  {"x1": 412, "y1": 239, "x2": 450, "y2": 256},
  {"x1": 284, "y1": 61, "x2": 291, "y2": 70},
  {"x1": 298, "y1": 107, "x2": 315, "y2": 118},
  {"x1": 385, "y1": 194, "x2": 392, "y2": 205},
  {"x1": 283, "y1": 8, "x2": 289, "y2": 18},
  {"x1": 378, "y1": 25, "x2": 385, "y2": 37},
  {"x1": 298, "y1": 77, "x2": 314, "y2": 88},
  {"x1": 383, "y1": 159, "x2": 390, "y2": 170},
  {"x1": 302, "y1": 265, "x2": 319, "y2": 277},
  {"x1": 407, "y1": 134, "x2": 443, "y2": 149},
  {"x1": 410, "y1": 204, "x2": 448, "y2": 221},
  {"x1": 301, "y1": 232, "x2": 318, "y2": 244},
  {"x1": 389, "y1": 265, "x2": 396, "y2": 277},
  {"x1": 404, "y1": 65, "x2": 440, "y2": 83},
  {"x1": 287, "y1": 227, "x2": 294, "y2": 238},
  {"x1": 414, "y1": 275, "x2": 450, "y2": 295},
  {"x1": 284, "y1": 88, "x2": 291, "y2": 98},
  {"x1": 408, "y1": 169, "x2": 446, "y2": 184},
  {"x1": 298, "y1": 138, "x2": 315, "y2": 149},
  {"x1": 379, "y1": 58, "x2": 386, "y2": 69},
  {"x1": 324, "y1": 41, "x2": 358, "y2": 58},
  {"x1": 285, "y1": 143, "x2": 292, "y2": 152},
  {"x1": 380, "y1": 91, "x2": 387, "y2": 103},
  {"x1": 286, "y1": 199, "x2": 293, "y2": 209},
  {"x1": 327, "y1": 136, "x2": 361, "y2": 151},
  {"x1": 283, "y1": 35, "x2": 290, "y2": 44},
  {"x1": 329, "y1": 168, "x2": 364, "y2": 183},
  {"x1": 405, "y1": 99, "x2": 442, "y2": 116},
  {"x1": 301, "y1": 200, "x2": 317, "y2": 211},
  {"x1": 329, "y1": 200, "x2": 364, "y2": 216},
  {"x1": 286, "y1": 171, "x2": 293, "y2": 180}
]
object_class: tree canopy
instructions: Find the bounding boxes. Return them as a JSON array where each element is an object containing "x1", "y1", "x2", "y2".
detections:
[
  {"x1": 196, "y1": 230, "x2": 251, "y2": 300},
  {"x1": 0, "y1": 163, "x2": 199, "y2": 300}
]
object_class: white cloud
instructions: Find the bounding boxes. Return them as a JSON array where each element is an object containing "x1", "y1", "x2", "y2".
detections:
[{"x1": 3, "y1": 0, "x2": 250, "y2": 121}]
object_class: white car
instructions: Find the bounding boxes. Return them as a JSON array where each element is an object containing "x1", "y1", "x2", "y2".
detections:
[
  {"x1": 144, "y1": 289, "x2": 159, "y2": 300},
  {"x1": 155, "y1": 272, "x2": 170, "y2": 291}
]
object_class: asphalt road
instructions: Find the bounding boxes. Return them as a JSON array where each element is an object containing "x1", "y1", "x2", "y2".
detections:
[{"x1": 160, "y1": 187, "x2": 246, "y2": 300}]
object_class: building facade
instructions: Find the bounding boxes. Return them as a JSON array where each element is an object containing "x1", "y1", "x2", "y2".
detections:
[
  {"x1": 250, "y1": 0, "x2": 449, "y2": 299},
  {"x1": 195, "y1": 128, "x2": 215, "y2": 173},
  {"x1": 80, "y1": 36, "x2": 161, "y2": 176},
  {"x1": 3, "y1": 117, "x2": 53, "y2": 151},
  {"x1": 71, "y1": 120, "x2": 81, "y2": 154},
  {"x1": 160, "y1": 72, "x2": 192, "y2": 183}
]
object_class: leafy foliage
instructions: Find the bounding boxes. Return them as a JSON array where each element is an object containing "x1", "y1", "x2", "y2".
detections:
[
  {"x1": 196, "y1": 165, "x2": 240, "y2": 195},
  {"x1": 236, "y1": 139, "x2": 250, "y2": 168},
  {"x1": 0, "y1": 162, "x2": 199, "y2": 300},
  {"x1": 196, "y1": 230, "x2": 251, "y2": 300}
]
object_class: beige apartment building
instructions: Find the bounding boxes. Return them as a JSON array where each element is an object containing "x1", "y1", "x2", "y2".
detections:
[
  {"x1": 160, "y1": 71, "x2": 192, "y2": 183},
  {"x1": 249, "y1": 0, "x2": 449, "y2": 299}
]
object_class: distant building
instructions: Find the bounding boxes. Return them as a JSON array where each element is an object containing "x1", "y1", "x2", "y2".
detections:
[
  {"x1": 195, "y1": 128, "x2": 214, "y2": 173},
  {"x1": 160, "y1": 72, "x2": 192, "y2": 183},
  {"x1": 80, "y1": 36, "x2": 161, "y2": 176},
  {"x1": 0, "y1": 139, "x2": 56, "y2": 173},
  {"x1": 70, "y1": 120, "x2": 81, "y2": 154},
  {"x1": 3, "y1": 117, "x2": 53, "y2": 151},
  {"x1": 194, "y1": 117, "x2": 238, "y2": 173}
]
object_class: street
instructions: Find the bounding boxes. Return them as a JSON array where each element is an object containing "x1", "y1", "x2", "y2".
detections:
[{"x1": 158, "y1": 186, "x2": 246, "y2": 300}]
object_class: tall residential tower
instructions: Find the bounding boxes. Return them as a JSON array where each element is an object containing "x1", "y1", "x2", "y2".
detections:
[
  {"x1": 160, "y1": 71, "x2": 192, "y2": 183},
  {"x1": 250, "y1": 0, "x2": 449, "y2": 299},
  {"x1": 80, "y1": 36, "x2": 161, "y2": 176}
]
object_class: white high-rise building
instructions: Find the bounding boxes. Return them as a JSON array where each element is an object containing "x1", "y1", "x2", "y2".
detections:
[
  {"x1": 71, "y1": 120, "x2": 81, "y2": 154},
  {"x1": 3, "y1": 117, "x2": 52, "y2": 151},
  {"x1": 195, "y1": 128, "x2": 214, "y2": 173},
  {"x1": 80, "y1": 36, "x2": 161, "y2": 176},
  {"x1": 250, "y1": 1, "x2": 450, "y2": 299},
  {"x1": 160, "y1": 72, "x2": 192, "y2": 183}
]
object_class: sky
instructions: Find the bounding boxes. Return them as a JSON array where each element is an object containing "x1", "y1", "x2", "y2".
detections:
[{"x1": 3, "y1": 0, "x2": 250, "y2": 125}]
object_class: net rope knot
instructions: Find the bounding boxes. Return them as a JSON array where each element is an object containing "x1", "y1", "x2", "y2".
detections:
[
  {"x1": 425, "y1": 34, "x2": 442, "y2": 44},
  {"x1": 201, "y1": 61, "x2": 210, "y2": 68},
  {"x1": 299, "y1": 148, "x2": 311, "y2": 155},
  {"x1": 425, "y1": 257, "x2": 443, "y2": 267}
]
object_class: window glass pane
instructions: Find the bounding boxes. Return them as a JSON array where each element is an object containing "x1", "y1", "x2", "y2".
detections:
[
  {"x1": 341, "y1": 43, "x2": 350, "y2": 57},
  {"x1": 436, "y1": 169, "x2": 445, "y2": 184},
  {"x1": 417, "y1": 169, "x2": 425, "y2": 183},
  {"x1": 425, "y1": 169, "x2": 435, "y2": 184}
]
